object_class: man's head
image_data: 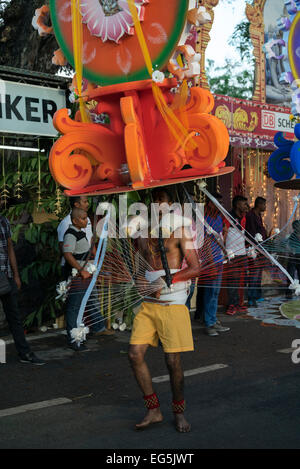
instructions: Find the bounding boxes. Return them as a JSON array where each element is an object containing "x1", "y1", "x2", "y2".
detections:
[
  {"x1": 71, "y1": 207, "x2": 88, "y2": 229},
  {"x1": 70, "y1": 196, "x2": 89, "y2": 212},
  {"x1": 232, "y1": 195, "x2": 248, "y2": 214},
  {"x1": 254, "y1": 197, "x2": 266, "y2": 213},
  {"x1": 151, "y1": 188, "x2": 173, "y2": 205}
]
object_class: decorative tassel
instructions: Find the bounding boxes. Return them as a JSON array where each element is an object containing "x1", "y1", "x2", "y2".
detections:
[
  {"x1": 37, "y1": 143, "x2": 42, "y2": 209},
  {"x1": 55, "y1": 184, "x2": 63, "y2": 215},
  {"x1": 1, "y1": 140, "x2": 9, "y2": 209},
  {"x1": 15, "y1": 151, "x2": 23, "y2": 200}
]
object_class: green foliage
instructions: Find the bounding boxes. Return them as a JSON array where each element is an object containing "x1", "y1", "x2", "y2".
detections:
[
  {"x1": 229, "y1": 20, "x2": 253, "y2": 62},
  {"x1": 0, "y1": 149, "x2": 70, "y2": 329},
  {"x1": 206, "y1": 0, "x2": 255, "y2": 100},
  {"x1": 207, "y1": 59, "x2": 255, "y2": 100}
]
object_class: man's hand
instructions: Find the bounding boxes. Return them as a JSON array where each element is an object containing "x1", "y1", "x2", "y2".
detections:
[
  {"x1": 14, "y1": 274, "x2": 21, "y2": 290},
  {"x1": 80, "y1": 269, "x2": 91, "y2": 280}
]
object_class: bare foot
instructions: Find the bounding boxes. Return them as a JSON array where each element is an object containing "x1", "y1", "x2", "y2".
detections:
[
  {"x1": 135, "y1": 408, "x2": 164, "y2": 430},
  {"x1": 174, "y1": 413, "x2": 191, "y2": 433}
]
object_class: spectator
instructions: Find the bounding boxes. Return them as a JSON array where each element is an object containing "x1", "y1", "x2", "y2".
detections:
[
  {"x1": 63, "y1": 208, "x2": 114, "y2": 351},
  {"x1": 245, "y1": 197, "x2": 268, "y2": 307},
  {"x1": 286, "y1": 220, "x2": 300, "y2": 299},
  {"x1": 224, "y1": 195, "x2": 248, "y2": 315},
  {"x1": 57, "y1": 196, "x2": 93, "y2": 275},
  {"x1": 194, "y1": 193, "x2": 230, "y2": 335},
  {"x1": 0, "y1": 215, "x2": 45, "y2": 365}
]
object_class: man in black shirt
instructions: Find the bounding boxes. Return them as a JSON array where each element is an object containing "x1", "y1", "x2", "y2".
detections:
[{"x1": 0, "y1": 215, "x2": 45, "y2": 365}]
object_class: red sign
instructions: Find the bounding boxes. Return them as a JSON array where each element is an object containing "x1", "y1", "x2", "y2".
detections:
[{"x1": 212, "y1": 95, "x2": 294, "y2": 150}]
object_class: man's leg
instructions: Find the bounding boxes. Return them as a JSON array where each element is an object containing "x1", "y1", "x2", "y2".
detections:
[
  {"x1": 227, "y1": 258, "x2": 240, "y2": 306},
  {"x1": 86, "y1": 286, "x2": 106, "y2": 333},
  {"x1": 128, "y1": 344, "x2": 163, "y2": 429},
  {"x1": 1, "y1": 280, "x2": 31, "y2": 357},
  {"x1": 165, "y1": 352, "x2": 191, "y2": 433},
  {"x1": 66, "y1": 288, "x2": 85, "y2": 344}
]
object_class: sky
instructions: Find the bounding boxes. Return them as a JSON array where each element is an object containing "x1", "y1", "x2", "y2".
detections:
[{"x1": 206, "y1": 0, "x2": 247, "y2": 68}]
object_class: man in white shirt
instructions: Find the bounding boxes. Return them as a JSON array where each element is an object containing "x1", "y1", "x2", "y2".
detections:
[
  {"x1": 224, "y1": 195, "x2": 248, "y2": 316},
  {"x1": 57, "y1": 196, "x2": 93, "y2": 267}
]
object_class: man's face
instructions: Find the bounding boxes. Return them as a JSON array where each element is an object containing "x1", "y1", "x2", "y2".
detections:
[
  {"x1": 259, "y1": 202, "x2": 266, "y2": 213},
  {"x1": 76, "y1": 196, "x2": 89, "y2": 212},
  {"x1": 237, "y1": 200, "x2": 248, "y2": 213},
  {"x1": 75, "y1": 213, "x2": 88, "y2": 229}
]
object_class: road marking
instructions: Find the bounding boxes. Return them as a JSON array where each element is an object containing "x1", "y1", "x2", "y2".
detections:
[
  {"x1": 0, "y1": 398, "x2": 72, "y2": 418},
  {"x1": 277, "y1": 348, "x2": 296, "y2": 354},
  {"x1": 2, "y1": 330, "x2": 66, "y2": 346},
  {"x1": 152, "y1": 364, "x2": 229, "y2": 383}
]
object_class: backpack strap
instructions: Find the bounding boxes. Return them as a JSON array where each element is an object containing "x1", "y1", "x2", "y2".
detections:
[
  {"x1": 64, "y1": 227, "x2": 88, "y2": 242},
  {"x1": 64, "y1": 228, "x2": 90, "y2": 262}
]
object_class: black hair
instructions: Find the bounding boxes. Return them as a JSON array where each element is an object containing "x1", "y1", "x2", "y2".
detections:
[
  {"x1": 232, "y1": 195, "x2": 247, "y2": 209},
  {"x1": 254, "y1": 197, "x2": 266, "y2": 208},
  {"x1": 69, "y1": 196, "x2": 82, "y2": 209},
  {"x1": 151, "y1": 187, "x2": 173, "y2": 203}
]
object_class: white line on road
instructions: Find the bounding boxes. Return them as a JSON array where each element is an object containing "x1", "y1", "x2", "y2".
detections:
[
  {"x1": 277, "y1": 348, "x2": 296, "y2": 354},
  {"x1": 0, "y1": 398, "x2": 72, "y2": 418},
  {"x1": 152, "y1": 364, "x2": 229, "y2": 383}
]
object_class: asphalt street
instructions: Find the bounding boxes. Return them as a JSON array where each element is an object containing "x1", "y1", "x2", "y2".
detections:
[{"x1": 0, "y1": 301, "x2": 300, "y2": 450}]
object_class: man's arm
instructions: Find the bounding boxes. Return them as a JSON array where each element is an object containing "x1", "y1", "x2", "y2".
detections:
[
  {"x1": 7, "y1": 238, "x2": 21, "y2": 289},
  {"x1": 63, "y1": 252, "x2": 91, "y2": 279}
]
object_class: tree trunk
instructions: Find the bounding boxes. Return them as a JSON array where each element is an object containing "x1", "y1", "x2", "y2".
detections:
[{"x1": 0, "y1": 0, "x2": 59, "y2": 74}]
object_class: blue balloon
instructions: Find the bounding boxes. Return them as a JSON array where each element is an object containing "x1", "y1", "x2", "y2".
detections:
[{"x1": 268, "y1": 132, "x2": 294, "y2": 182}]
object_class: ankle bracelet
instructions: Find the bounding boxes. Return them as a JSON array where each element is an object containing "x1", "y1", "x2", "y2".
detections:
[
  {"x1": 172, "y1": 399, "x2": 186, "y2": 414},
  {"x1": 144, "y1": 393, "x2": 160, "y2": 410}
]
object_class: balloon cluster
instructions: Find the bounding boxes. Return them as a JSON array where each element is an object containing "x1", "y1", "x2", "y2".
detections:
[{"x1": 268, "y1": 125, "x2": 300, "y2": 182}]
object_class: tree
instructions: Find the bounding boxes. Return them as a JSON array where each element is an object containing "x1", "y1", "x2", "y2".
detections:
[
  {"x1": 0, "y1": 0, "x2": 58, "y2": 73},
  {"x1": 206, "y1": 0, "x2": 255, "y2": 99},
  {"x1": 207, "y1": 59, "x2": 254, "y2": 100}
]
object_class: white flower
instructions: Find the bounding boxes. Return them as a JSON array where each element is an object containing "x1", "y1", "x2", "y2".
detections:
[
  {"x1": 289, "y1": 279, "x2": 300, "y2": 296},
  {"x1": 69, "y1": 92, "x2": 76, "y2": 104},
  {"x1": 227, "y1": 249, "x2": 235, "y2": 260},
  {"x1": 198, "y1": 181, "x2": 207, "y2": 190},
  {"x1": 71, "y1": 324, "x2": 90, "y2": 344},
  {"x1": 247, "y1": 247, "x2": 257, "y2": 259},
  {"x1": 55, "y1": 280, "x2": 71, "y2": 300},
  {"x1": 152, "y1": 70, "x2": 165, "y2": 83},
  {"x1": 255, "y1": 233, "x2": 263, "y2": 243}
]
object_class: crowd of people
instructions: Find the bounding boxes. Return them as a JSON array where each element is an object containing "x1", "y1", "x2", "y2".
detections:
[
  {"x1": 1, "y1": 191, "x2": 300, "y2": 361},
  {"x1": 2, "y1": 188, "x2": 300, "y2": 432},
  {"x1": 191, "y1": 194, "x2": 274, "y2": 337}
]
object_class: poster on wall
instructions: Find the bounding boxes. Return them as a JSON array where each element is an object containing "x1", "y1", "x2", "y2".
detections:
[{"x1": 264, "y1": 0, "x2": 298, "y2": 109}]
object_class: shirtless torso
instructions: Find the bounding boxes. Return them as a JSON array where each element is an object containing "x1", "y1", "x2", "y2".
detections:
[{"x1": 138, "y1": 227, "x2": 200, "y2": 301}]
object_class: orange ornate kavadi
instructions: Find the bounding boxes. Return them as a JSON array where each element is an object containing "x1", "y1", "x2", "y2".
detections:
[{"x1": 36, "y1": 0, "x2": 232, "y2": 195}]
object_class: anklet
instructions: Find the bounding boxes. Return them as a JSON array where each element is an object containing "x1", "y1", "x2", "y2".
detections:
[
  {"x1": 144, "y1": 393, "x2": 160, "y2": 410},
  {"x1": 172, "y1": 399, "x2": 185, "y2": 414}
]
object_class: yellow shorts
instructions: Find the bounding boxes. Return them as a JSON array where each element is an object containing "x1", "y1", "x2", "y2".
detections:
[{"x1": 130, "y1": 302, "x2": 194, "y2": 353}]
